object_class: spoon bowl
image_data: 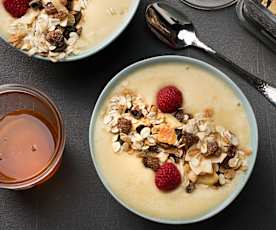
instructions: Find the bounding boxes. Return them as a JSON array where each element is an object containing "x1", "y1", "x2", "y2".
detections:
[
  {"x1": 145, "y1": 2, "x2": 276, "y2": 108},
  {"x1": 146, "y1": 2, "x2": 195, "y2": 48}
]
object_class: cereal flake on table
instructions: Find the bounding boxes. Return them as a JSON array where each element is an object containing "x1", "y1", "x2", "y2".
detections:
[{"x1": 103, "y1": 89, "x2": 252, "y2": 193}]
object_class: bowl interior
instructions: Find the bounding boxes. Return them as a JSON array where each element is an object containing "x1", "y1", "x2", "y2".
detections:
[{"x1": 89, "y1": 55, "x2": 258, "y2": 224}]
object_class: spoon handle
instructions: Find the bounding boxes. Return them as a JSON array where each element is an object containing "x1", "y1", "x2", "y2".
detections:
[{"x1": 193, "y1": 40, "x2": 276, "y2": 107}]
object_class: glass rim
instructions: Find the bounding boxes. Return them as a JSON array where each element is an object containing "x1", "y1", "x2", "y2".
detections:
[
  {"x1": 180, "y1": 0, "x2": 238, "y2": 10},
  {"x1": 0, "y1": 84, "x2": 65, "y2": 189}
]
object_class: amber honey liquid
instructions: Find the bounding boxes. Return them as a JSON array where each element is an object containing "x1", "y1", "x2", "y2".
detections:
[{"x1": 0, "y1": 110, "x2": 56, "y2": 182}]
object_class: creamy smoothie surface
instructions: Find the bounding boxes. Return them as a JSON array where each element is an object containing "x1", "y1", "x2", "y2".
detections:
[
  {"x1": 0, "y1": 0, "x2": 132, "y2": 61},
  {"x1": 93, "y1": 62, "x2": 252, "y2": 220}
]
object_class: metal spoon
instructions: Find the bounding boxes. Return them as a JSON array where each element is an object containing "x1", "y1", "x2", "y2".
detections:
[{"x1": 145, "y1": 2, "x2": 276, "y2": 107}]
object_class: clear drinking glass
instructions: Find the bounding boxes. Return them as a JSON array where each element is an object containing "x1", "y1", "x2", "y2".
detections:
[
  {"x1": 181, "y1": 0, "x2": 238, "y2": 10},
  {"x1": 0, "y1": 84, "x2": 65, "y2": 190}
]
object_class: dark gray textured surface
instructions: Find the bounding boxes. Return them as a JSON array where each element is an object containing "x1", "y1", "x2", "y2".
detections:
[{"x1": 0, "y1": 0, "x2": 275, "y2": 229}]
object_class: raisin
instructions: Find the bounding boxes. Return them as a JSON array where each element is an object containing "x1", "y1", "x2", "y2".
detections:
[
  {"x1": 158, "y1": 143, "x2": 171, "y2": 149},
  {"x1": 175, "y1": 129, "x2": 182, "y2": 140},
  {"x1": 63, "y1": 26, "x2": 77, "y2": 39},
  {"x1": 148, "y1": 145, "x2": 160, "y2": 153},
  {"x1": 174, "y1": 109, "x2": 192, "y2": 122},
  {"x1": 53, "y1": 42, "x2": 67, "y2": 52},
  {"x1": 72, "y1": 11, "x2": 82, "y2": 25},
  {"x1": 220, "y1": 156, "x2": 231, "y2": 169},
  {"x1": 46, "y1": 29, "x2": 65, "y2": 47},
  {"x1": 174, "y1": 109, "x2": 185, "y2": 122},
  {"x1": 203, "y1": 141, "x2": 221, "y2": 157},
  {"x1": 29, "y1": 0, "x2": 43, "y2": 10},
  {"x1": 136, "y1": 125, "x2": 145, "y2": 134},
  {"x1": 45, "y1": 2, "x2": 57, "y2": 15},
  {"x1": 117, "y1": 118, "x2": 132, "y2": 134},
  {"x1": 181, "y1": 132, "x2": 199, "y2": 151},
  {"x1": 227, "y1": 145, "x2": 237, "y2": 158},
  {"x1": 131, "y1": 109, "x2": 143, "y2": 119},
  {"x1": 142, "y1": 156, "x2": 160, "y2": 171},
  {"x1": 66, "y1": 0, "x2": 73, "y2": 10},
  {"x1": 168, "y1": 154, "x2": 180, "y2": 163},
  {"x1": 186, "y1": 183, "x2": 195, "y2": 193}
]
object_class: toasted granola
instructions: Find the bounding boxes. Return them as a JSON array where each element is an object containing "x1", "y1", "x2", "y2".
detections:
[{"x1": 103, "y1": 89, "x2": 252, "y2": 193}]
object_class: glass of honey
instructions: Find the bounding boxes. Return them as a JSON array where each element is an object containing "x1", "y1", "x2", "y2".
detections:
[{"x1": 0, "y1": 84, "x2": 65, "y2": 190}]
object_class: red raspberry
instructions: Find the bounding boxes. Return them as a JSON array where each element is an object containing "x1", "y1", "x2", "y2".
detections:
[
  {"x1": 3, "y1": 0, "x2": 30, "y2": 18},
  {"x1": 157, "y1": 86, "x2": 183, "y2": 113},
  {"x1": 155, "y1": 163, "x2": 181, "y2": 191}
]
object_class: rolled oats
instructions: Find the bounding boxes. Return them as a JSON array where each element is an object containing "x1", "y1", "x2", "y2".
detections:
[{"x1": 103, "y1": 89, "x2": 252, "y2": 192}]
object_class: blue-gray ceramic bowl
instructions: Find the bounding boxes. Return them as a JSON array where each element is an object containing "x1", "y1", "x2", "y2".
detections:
[
  {"x1": 89, "y1": 55, "x2": 258, "y2": 224},
  {"x1": 0, "y1": 0, "x2": 140, "y2": 62}
]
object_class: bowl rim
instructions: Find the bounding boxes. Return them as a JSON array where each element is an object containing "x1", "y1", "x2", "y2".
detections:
[
  {"x1": 0, "y1": 0, "x2": 140, "y2": 62},
  {"x1": 0, "y1": 84, "x2": 66, "y2": 190},
  {"x1": 89, "y1": 55, "x2": 258, "y2": 224}
]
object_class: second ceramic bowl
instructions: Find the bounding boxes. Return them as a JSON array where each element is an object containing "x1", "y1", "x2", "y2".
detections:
[
  {"x1": 89, "y1": 55, "x2": 258, "y2": 224},
  {"x1": 0, "y1": 0, "x2": 140, "y2": 62}
]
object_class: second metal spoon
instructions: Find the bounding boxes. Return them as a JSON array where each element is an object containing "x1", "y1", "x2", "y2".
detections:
[{"x1": 145, "y1": 2, "x2": 276, "y2": 108}]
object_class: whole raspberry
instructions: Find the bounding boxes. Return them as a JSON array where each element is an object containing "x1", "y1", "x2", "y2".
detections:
[
  {"x1": 3, "y1": 0, "x2": 30, "y2": 18},
  {"x1": 157, "y1": 86, "x2": 183, "y2": 113},
  {"x1": 155, "y1": 163, "x2": 181, "y2": 191}
]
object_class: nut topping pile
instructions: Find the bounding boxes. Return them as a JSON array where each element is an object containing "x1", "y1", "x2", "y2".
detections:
[
  {"x1": 103, "y1": 87, "x2": 251, "y2": 193},
  {"x1": 5, "y1": 0, "x2": 87, "y2": 61}
]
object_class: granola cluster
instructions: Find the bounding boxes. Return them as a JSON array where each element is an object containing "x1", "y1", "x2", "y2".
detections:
[
  {"x1": 103, "y1": 89, "x2": 252, "y2": 193},
  {"x1": 8, "y1": 0, "x2": 87, "y2": 62}
]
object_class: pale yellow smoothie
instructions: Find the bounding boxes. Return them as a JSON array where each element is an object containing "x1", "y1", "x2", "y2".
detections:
[{"x1": 93, "y1": 62, "x2": 251, "y2": 220}]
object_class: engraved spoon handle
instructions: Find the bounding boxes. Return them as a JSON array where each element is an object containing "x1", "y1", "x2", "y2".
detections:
[{"x1": 192, "y1": 39, "x2": 276, "y2": 107}]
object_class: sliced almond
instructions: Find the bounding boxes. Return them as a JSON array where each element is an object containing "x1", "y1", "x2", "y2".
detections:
[
  {"x1": 197, "y1": 172, "x2": 219, "y2": 185},
  {"x1": 164, "y1": 114, "x2": 183, "y2": 128}
]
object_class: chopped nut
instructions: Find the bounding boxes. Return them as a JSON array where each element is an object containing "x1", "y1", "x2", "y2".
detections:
[
  {"x1": 117, "y1": 118, "x2": 132, "y2": 134},
  {"x1": 228, "y1": 157, "x2": 241, "y2": 169},
  {"x1": 142, "y1": 156, "x2": 160, "y2": 171},
  {"x1": 122, "y1": 142, "x2": 130, "y2": 151},
  {"x1": 224, "y1": 169, "x2": 236, "y2": 180}
]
